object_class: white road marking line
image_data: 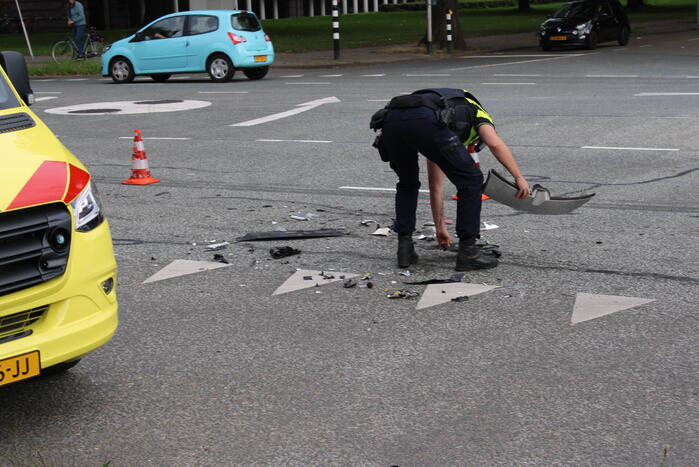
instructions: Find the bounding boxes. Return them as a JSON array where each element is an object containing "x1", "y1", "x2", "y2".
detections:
[
  {"x1": 639, "y1": 45, "x2": 652, "y2": 48},
  {"x1": 688, "y1": 38, "x2": 699, "y2": 41},
  {"x1": 635, "y1": 92, "x2": 699, "y2": 96},
  {"x1": 35, "y1": 91, "x2": 62, "y2": 94},
  {"x1": 231, "y1": 96, "x2": 340, "y2": 127},
  {"x1": 405, "y1": 73, "x2": 451, "y2": 77},
  {"x1": 320, "y1": 74, "x2": 343, "y2": 77},
  {"x1": 171, "y1": 76, "x2": 191, "y2": 79},
  {"x1": 280, "y1": 74, "x2": 304, "y2": 78},
  {"x1": 100, "y1": 78, "x2": 112, "y2": 81},
  {"x1": 481, "y1": 82, "x2": 536, "y2": 85},
  {"x1": 587, "y1": 74, "x2": 638, "y2": 78},
  {"x1": 285, "y1": 82, "x2": 331, "y2": 85},
  {"x1": 493, "y1": 73, "x2": 542, "y2": 77},
  {"x1": 34, "y1": 96, "x2": 58, "y2": 102},
  {"x1": 340, "y1": 186, "x2": 430, "y2": 193},
  {"x1": 687, "y1": 76, "x2": 699, "y2": 79},
  {"x1": 362, "y1": 74, "x2": 385, "y2": 77},
  {"x1": 462, "y1": 54, "x2": 563, "y2": 58},
  {"x1": 257, "y1": 139, "x2": 333, "y2": 143},
  {"x1": 449, "y1": 55, "x2": 581, "y2": 72},
  {"x1": 34, "y1": 79, "x2": 57, "y2": 82},
  {"x1": 582, "y1": 146, "x2": 679, "y2": 152},
  {"x1": 64, "y1": 78, "x2": 87, "y2": 81},
  {"x1": 198, "y1": 91, "x2": 249, "y2": 94},
  {"x1": 118, "y1": 137, "x2": 191, "y2": 140}
]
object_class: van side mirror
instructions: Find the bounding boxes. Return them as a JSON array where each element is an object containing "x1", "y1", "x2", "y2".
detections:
[{"x1": 0, "y1": 51, "x2": 34, "y2": 106}]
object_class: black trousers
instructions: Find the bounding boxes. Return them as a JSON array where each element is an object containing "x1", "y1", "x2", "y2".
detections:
[{"x1": 381, "y1": 106, "x2": 483, "y2": 238}]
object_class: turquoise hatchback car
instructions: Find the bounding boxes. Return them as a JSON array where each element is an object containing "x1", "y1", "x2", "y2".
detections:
[{"x1": 101, "y1": 10, "x2": 274, "y2": 83}]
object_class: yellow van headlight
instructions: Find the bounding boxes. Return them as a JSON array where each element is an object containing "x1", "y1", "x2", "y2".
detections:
[{"x1": 71, "y1": 181, "x2": 104, "y2": 232}]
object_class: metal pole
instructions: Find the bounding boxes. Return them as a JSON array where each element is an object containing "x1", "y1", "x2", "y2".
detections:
[
  {"x1": 273, "y1": 0, "x2": 279, "y2": 18},
  {"x1": 374, "y1": 0, "x2": 378, "y2": 12},
  {"x1": 332, "y1": 0, "x2": 340, "y2": 59},
  {"x1": 321, "y1": 0, "x2": 326, "y2": 15},
  {"x1": 310, "y1": 0, "x2": 315, "y2": 17},
  {"x1": 363, "y1": 0, "x2": 368, "y2": 12},
  {"x1": 446, "y1": 9, "x2": 453, "y2": 54},
  {"x1": 173, "y1": 0, "x2": 178, "y2": 12},
  {"x1": 342, "y1": 0, "x2": 348, "y2": 14},
  {"x1": 14, "y1": 0, "x2": 33, "y2": 59},
  {"x1": 426, "y1": 0, "x2": 432, "y2": 55}
]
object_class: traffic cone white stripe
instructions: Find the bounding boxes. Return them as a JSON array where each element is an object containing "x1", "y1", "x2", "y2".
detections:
[{"x1": 131, "y1": 158, "x2": 150, "y2": 170}]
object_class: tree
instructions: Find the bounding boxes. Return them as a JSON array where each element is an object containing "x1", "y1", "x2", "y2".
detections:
[
  {"x1": 420, "y1": 0, "x2": 467, "y2": 50},
  {"x1": 518, "y1": 0, "x2": 531, "y2": 11}
]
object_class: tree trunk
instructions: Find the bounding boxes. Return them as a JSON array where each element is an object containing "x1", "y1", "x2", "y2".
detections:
[
  {"x1": 518, "y1": 0, "x2": 531, "y2": 11},
  {"x1": 420, "y1": 0, "x2": 467, "y2": 50}
]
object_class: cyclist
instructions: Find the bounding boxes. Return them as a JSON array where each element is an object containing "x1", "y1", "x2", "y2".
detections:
[{"x1": 66, "y1": 0, "x2": 86, "y2": 59}]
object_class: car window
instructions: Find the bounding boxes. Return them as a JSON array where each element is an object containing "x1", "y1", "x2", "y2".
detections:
[
  {"x1": 598, "y1": 2, "x2": 613, "y2": 16},
  {"x1": 188, "y1": 15, "x2": 218, "y2": 35},
  {"x1": 142, "y1": 16, "x2": 185, "y2": 40},
  {"x1": 231, "y1": 12, "x2": 261, "y2": 32},
  {"x1": 0, "y1": 73, "x2": 21, "y2": 110},
  {"x1": 553, "y1": 2, "x2": 596, "y2": 18}
]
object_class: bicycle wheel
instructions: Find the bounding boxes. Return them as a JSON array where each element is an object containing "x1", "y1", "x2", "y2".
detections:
[
  {"x1": 86, "y1": 39, "x2": 105, "y2": 58},
  {"x1": 52, "y1": 41, "x2": 75, "y2": 63}
]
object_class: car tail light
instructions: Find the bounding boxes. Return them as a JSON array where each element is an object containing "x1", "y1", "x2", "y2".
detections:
[
  {"x1": 228, "y1": 32, "x2": 247, "y2": 45},
  {"x1": 264, "y1": 33, "x2": 271, "y2": 42}
]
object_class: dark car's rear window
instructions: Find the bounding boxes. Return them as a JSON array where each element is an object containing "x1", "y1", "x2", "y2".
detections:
[
  {"x1": 231, "y1": 12, "x2": 261, "y2": 32},
  {"x1": 553, "y1": 2, "x2": 596, "y2": 18},
  {"x1": 0, "y1": 74, "x2": 21, "y2": 110}
]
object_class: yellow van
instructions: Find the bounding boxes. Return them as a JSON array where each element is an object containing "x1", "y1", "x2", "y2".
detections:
[{"x1": 0, "y1": 51, "x2": 118, "y2": 386}]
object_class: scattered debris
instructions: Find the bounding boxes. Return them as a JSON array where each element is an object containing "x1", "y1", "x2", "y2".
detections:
[
  {"x1": 261, "y1": 204, "x2": 273, "y2": 208},
  {"x1": 303, "y1": 276, "x2": 313, "y2": 280},
  {"x1": 269, "y1": 246, "x2": 301, "y2": 259},
  {"x1": 416, "y1": 234, "x2": 435, "y2": 241},
  {"x1": 343, "y1": 278, "x2": 357, "y2": 288},
  {"x1": 386, "y1": 289, "x2": 420, "y2": 299},
  {"x1": 205, "y1": 241, "x2": 229, "y2": 251},
  {"x1": 423, "y1": 221, "x2": 435, "y2": 227},
  {"x1": 482, "y1": 221, "x2": 499, "y2": 230},
  {"x1": 451, "y1": 295, "x2": 469, "y2": 303},
  {"x1": 290, "y1": 215, "x2": 308, "y2": 221},
  {"x1": 213, "y1": 254, "x2": 229, "y2": 264},
  {"x1": 366, "y1": 281, "x2": 375, "y2": 289},
  {"x1": 361, "y1": 219, "x2": 379, "y2": 226},
  {"x1": 371, "y1": 227, "x2": 391, "y2": 236},
  {"x1": 361, "y1": 273, "x2": 373, "y2": 281},
  {"x1": 399, "y1": 270, "x2": 411, "y2": 277},
  {"x1": 236, "y1": 229, "x2": 348, "y2": 242},
  {"x1": 320, "y1": 271, "x2": 335, "y2": 280},
  {"x1": 404, "y1": 273, "x2": 465, "y2": 285}
]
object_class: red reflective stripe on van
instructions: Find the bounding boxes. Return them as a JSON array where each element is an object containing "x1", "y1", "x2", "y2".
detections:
[
  {"x1": 63, "y1": 164, "x2": 91, "y2": 203},
  {"x1": 6, "y1": 161, "x2": 68, "y2": 210}
]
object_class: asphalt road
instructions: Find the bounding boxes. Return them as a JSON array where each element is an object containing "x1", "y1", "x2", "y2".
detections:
[{"x1": 1, "y1": 31, "x2": 698, "y2": 466}]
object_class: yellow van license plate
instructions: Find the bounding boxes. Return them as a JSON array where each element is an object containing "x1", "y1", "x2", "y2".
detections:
[
  {"x1": 254, "y1": 56, "x2": 267, "y2": 62},
  {"x1": 551, "y1": 36, "x2": 567, "y2": 41},
  {"x1": 0, "y1": 351, "x2": 40, "y2": 386}
]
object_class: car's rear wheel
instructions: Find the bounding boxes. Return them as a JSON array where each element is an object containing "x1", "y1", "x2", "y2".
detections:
[
  {"x1": 207, "y1": 54, "x2": 235, "y2": 82},
  {"x1": 41, "y1": 359, "x2": 81, "y2": 376},
  {"x1": 243, "y1": 66, "x2": 269, "y2": 80},
  {"x1": 150, "y1": 73, "x2": 171, "y2": 83},
  {"x1": 618, "y1": 27, "x2": 630, "y2": 46},
  {"x1": 540, "y1": 41, "x2": 552, "y2": 52},
  {"x1": 109, "y1": 57, "x2": 135, "y2": 84},
  {"x1": 585, "y1": 31, "x2": 598, "y2": 50}
]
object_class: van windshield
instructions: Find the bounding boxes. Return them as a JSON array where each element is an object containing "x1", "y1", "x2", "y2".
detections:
[
  {"x1": 231, "y1": 12, "x2": 261, "y2": 32},
  {"x1": 0, "y1": 73, "x2": 21, "y2": 110}
]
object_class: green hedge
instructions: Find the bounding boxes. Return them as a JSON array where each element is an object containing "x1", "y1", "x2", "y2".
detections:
[{"x1": 379, "y1": 0, "x2": 558, "y2": 12}]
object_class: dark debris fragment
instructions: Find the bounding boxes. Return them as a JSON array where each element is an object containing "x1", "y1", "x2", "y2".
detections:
[{"x1": 269, "y1": 246, "x2": 301, "y2": 259}]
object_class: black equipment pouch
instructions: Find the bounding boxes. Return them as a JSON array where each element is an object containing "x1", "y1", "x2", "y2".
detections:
[
  {"x1": 372, "y1": 133, "x2": 390, "y2": 162},
  {"x1": 369, "y1": 108, "x2": 388, "y2": 131}
]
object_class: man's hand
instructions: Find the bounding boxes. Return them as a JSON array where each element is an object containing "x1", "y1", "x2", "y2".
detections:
[
  {"x1": 436, "y1": 227, "x2": 453, "y2": 248},
  {"x1": 514, "y1": 176, "x2": 530, "y2": 199},
  {"x1": 67, "y1": 19, "x2": 74, "y2": 26}
]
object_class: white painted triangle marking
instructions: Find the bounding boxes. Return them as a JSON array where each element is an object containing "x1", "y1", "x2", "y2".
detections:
[
  {"x1": 571, "y1": 293, "x2": 655, "y2": 324},
  {"x1": 273, "y1": 269, "x2": 359, "y2": 295},
  {"x1": 416, "y1": 283, "x2": 499, "y2": 310},
  {"x1": 143, "y1": 259, "x2": 230, "y2": 284}
]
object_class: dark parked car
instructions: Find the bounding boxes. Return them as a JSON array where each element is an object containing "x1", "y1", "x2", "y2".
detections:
[{"x1": 538, "y1": 0, "x2": 630, "y2": 51}]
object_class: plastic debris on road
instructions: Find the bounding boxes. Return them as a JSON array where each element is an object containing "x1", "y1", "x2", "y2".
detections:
[
  {"x1": 290, "y1": 215, "x2": 309, "y2": 221},
  {"x1": 205, "y1": 241, "x2": 229, "y2": 251},
  {"x1": 343, "y1": 278, "x2": 358, "y2": 288},
  {"x1": 482, "y1": 221, "x2": 499, "y2": 230},
  {"x1": 270, "y1": 246, "x2": 301, "y2": 259},
  {"x1": 371, "y1": 227, "x2": 391, "y2": 236},
  {"x1": 451, "y1": 295, "x2": 469, "y2": 303},
  {"x1": 386, "y1": 289, "x2": 420, "y2": 299},
  {"x1": 361, "y1": 219, "x2": 379, "y2": 226},
  {"x1": 213, "y1": 254, "x2": 229, "y2": 264}
]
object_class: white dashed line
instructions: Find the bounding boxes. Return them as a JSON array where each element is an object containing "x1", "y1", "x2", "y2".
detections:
[
  {"x1": 686, "y1": 76, "x2": 699, "y2": 79},
  {"x1": 405, "y1": 74, "x2": 451, "y2": 77},
  {"x1": 362, "y1": 74, "x2": 385, "y2": 77},
  {"x1": 688, "y1": 38, "x2": 699, "y2": 41},
  {"x1": 257, "y1": 139, "x2": 333, "y2": 143},
  {"x1": 280, "y1": 74, "x2": 304, "y2": 78},
  {"x1": 35, "y1": 91, "x2": 62, "y2": 94},
  {"x1": 198, "y1": 91, "x2": 249, "y2": 94},
  {"x1": 639, "y1": 45, "x2": 652, "y2": 48},
  {"x1": 171, "y1": 76, "x2": 191, "y2": 79},
  {"x1": 461, "y1": 54, "x2": 562, "y2": 58},
  {"x1": 285, "y1": 82, "x2": 331, "y2": 85},
  {"x1": 450, "y1": 55, "x2": 582, "y2": 72},
  {"x1": 587, "y1": 74, "x2": 638, "y2": 78},
  {"x1": 340, "y1": 186, "x2": 430, "y2": 193},
  {"x1": 493, "y1": 74, "x2": 542, "y2": 77},
  {"x1": 320, "y1": 74, "x2": 343, "y2": 77},
  {"x1": 118, "y1": 137, "x2": 191, "y2": 140},
  {"x1": 582, "y1": 146, "x2": 679, "y2": 152},
  {"x1": 635, "y1": 92, "x2": 699, "y2": 96},
  {"x1": 481, "y1": 82, "x2": 536, "y2": 85},
  {"x1": 64, "y1": 78, "x2": 87, "y2": 81},
  {"x1": 34, "y1": 79, "x2": 57, "y2": 82}
]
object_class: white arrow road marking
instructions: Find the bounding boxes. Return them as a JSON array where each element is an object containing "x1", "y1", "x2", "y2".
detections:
[
  {"x1": 273, "y1": 269, "x2": 359, "y2": 295},
  {"x1": 143, "y1": 259, "x2": 230, "y2": 284},
  {"x1": 416, "y1": 283, "x2": 499, "y2": 310},
  {"x1": 231, "y1": 96, "x2": 340, "y2": 127},
  {"x1": 571, "y1": 293, "x2": 655, "y2": 324}
]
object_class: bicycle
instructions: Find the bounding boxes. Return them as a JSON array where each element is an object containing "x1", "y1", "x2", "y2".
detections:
[{"x1": 51, "y1": 26, "x2": 106, "y2": 63}]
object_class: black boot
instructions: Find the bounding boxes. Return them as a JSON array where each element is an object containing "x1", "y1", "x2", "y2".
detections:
[
  {"x1": 455, "y1": 237, "x2": 498, "y2": 271},
  {"x1": 397, "y1": 234, "x2": 418, "y2": 268}
]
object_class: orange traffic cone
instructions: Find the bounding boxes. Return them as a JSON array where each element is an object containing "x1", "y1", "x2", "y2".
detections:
[
  {"x1": 122, "y1": 129, "x2": 160, "y2": 185},
  {"x1": 452, "y1": 144, "x2": 489, "y2": 201}
]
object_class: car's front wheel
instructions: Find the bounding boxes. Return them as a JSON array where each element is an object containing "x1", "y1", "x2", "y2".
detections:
[
  {"x1": 585, "y1": 31, "x2": 598, "y2": 50},
  {"x1": 207, "y1": 54, "x2": 235, "y2": 82},
  {"x1": 618, "y1": 27, "x2": 630, "y2": 46},
  {"x1": 109, "y1": 57, "x2": 135, "y2": 84},
  {"x1": 150, "y1": 73, "x2": 171, "y2": 83},
  {"x1": 243, "y1": 66, "x2": 269, "y2": 80}
]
